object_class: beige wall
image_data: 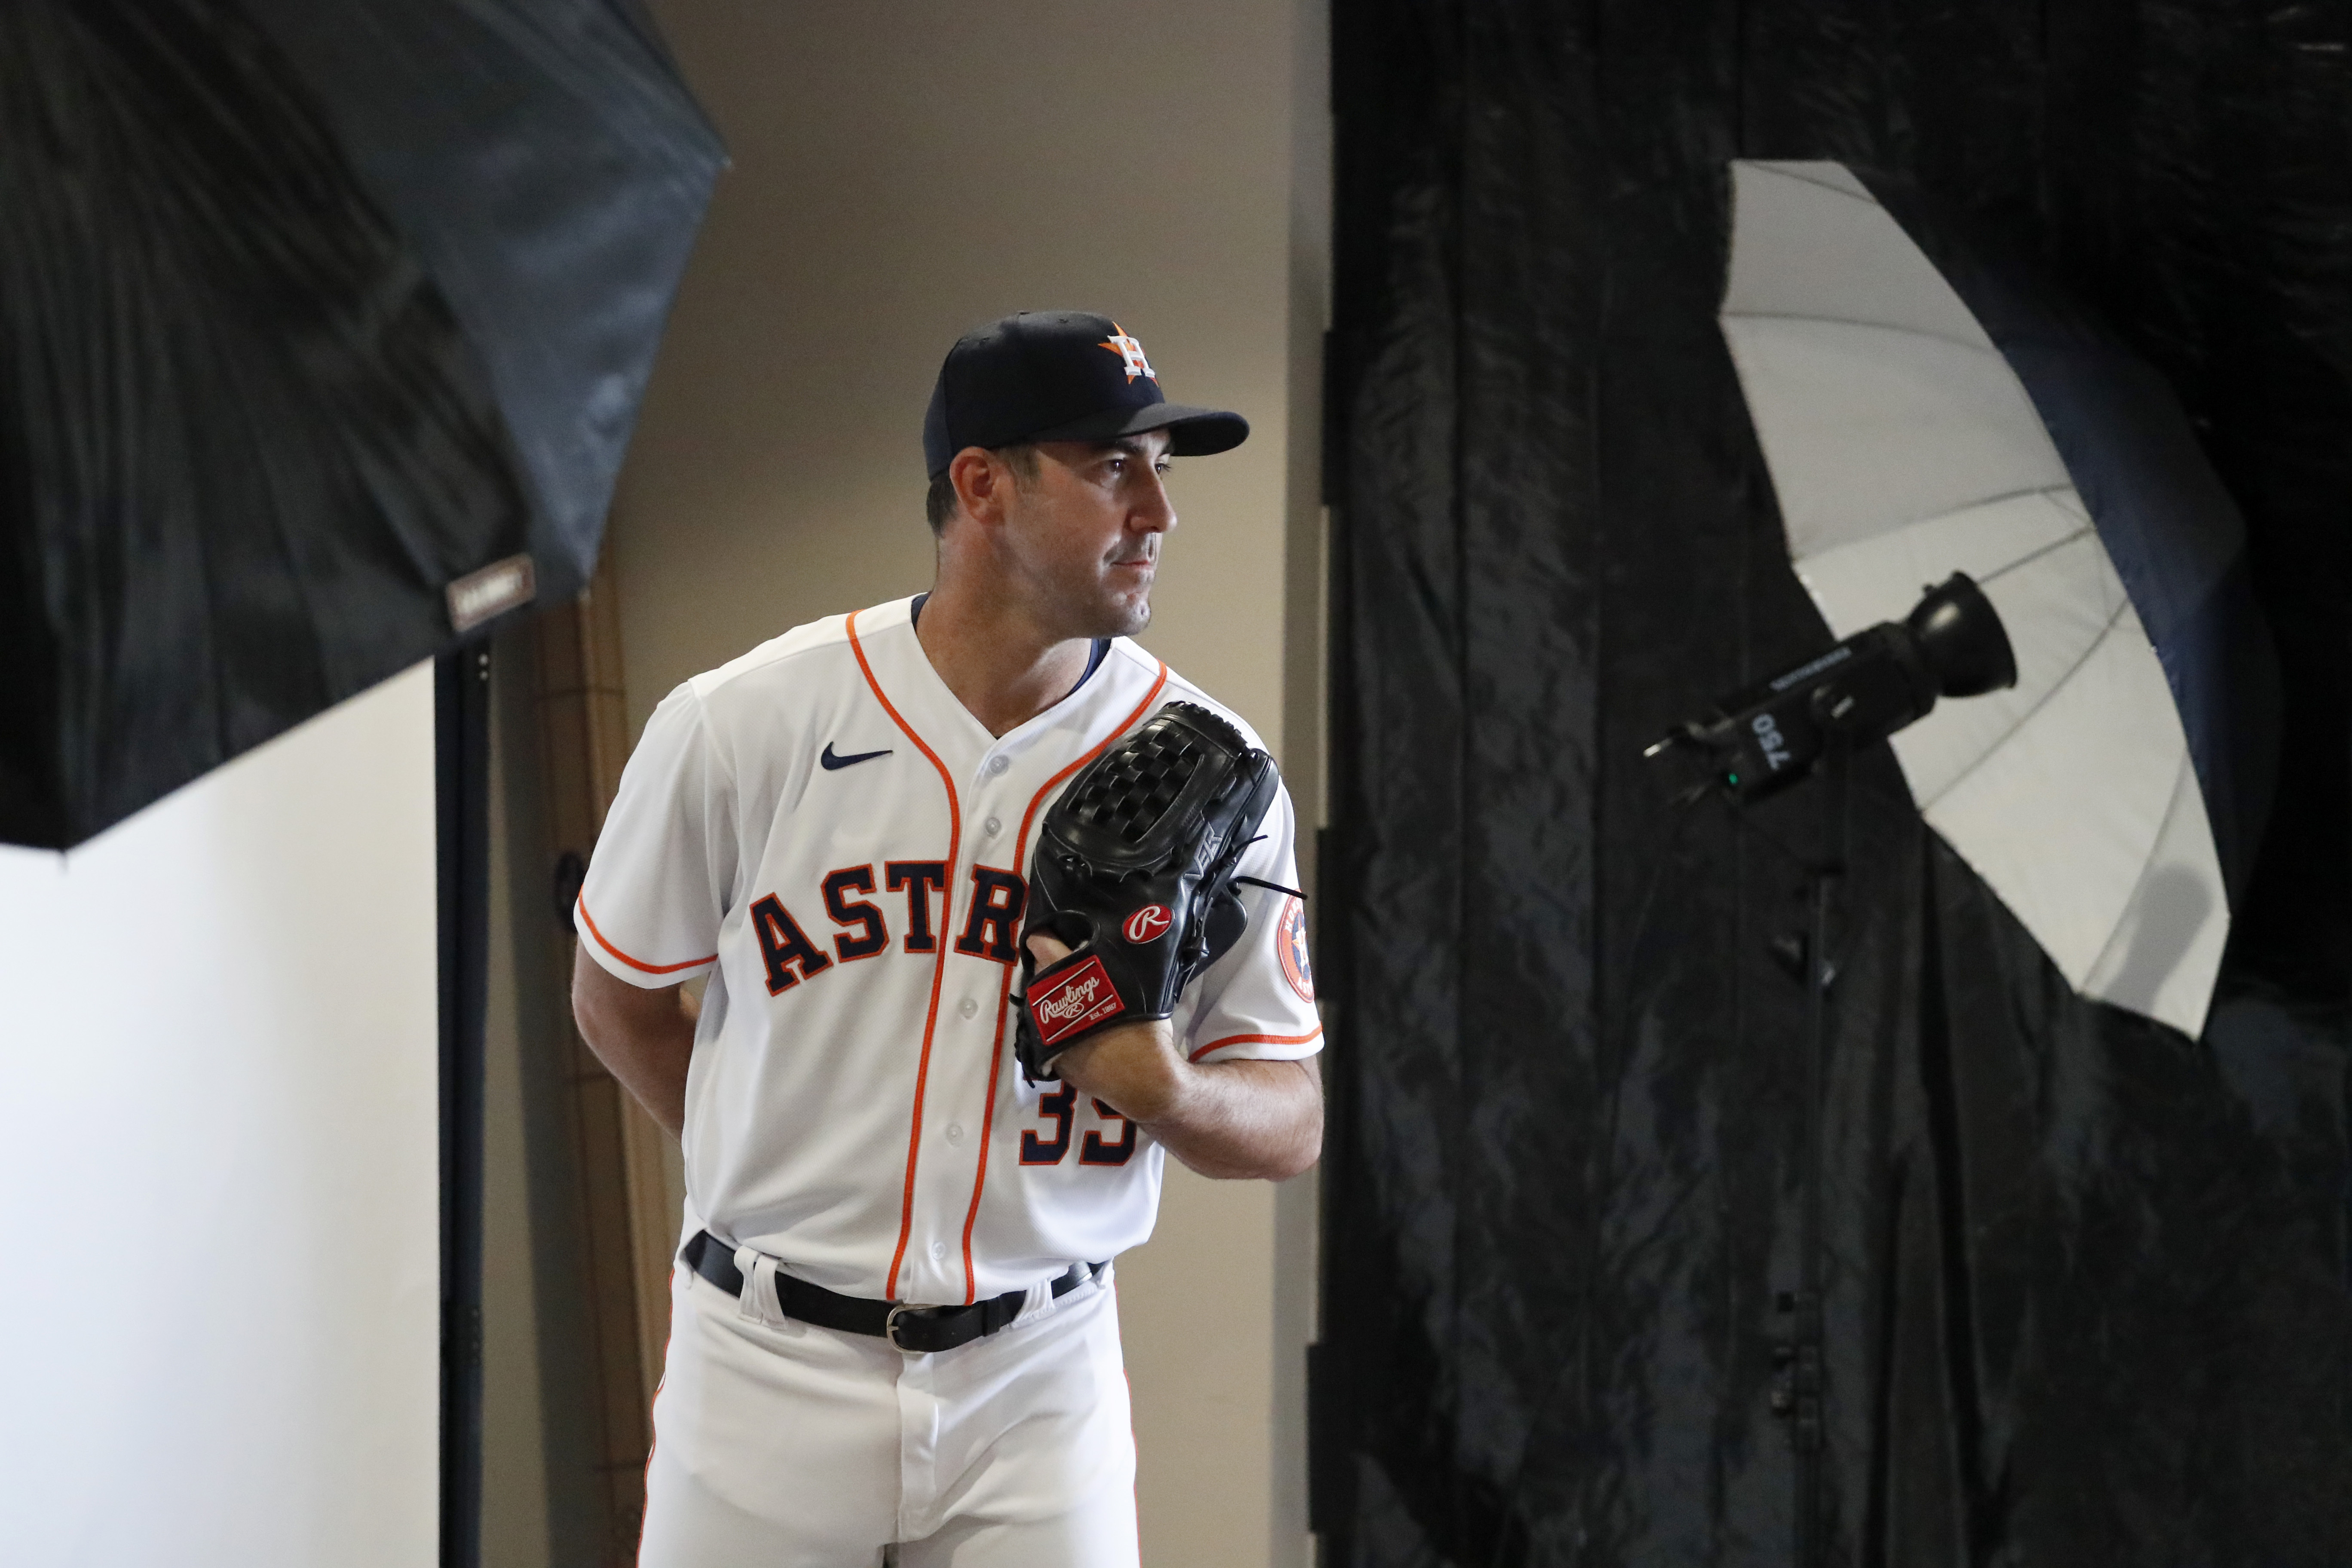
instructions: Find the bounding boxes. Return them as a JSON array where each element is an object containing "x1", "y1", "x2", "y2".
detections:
[{"x1": 612, "y1": 3, "x2": 1326, "y2": 1564}]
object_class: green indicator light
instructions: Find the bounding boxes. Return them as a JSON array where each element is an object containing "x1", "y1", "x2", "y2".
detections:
[{"x1": 1726, "y1": 772, "x2": 1740, "y2": 786}]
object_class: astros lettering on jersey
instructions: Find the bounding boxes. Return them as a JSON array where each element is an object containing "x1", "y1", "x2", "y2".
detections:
[{"x1": 576, "y1": 595, "x2": 1322, "y2": 1308}]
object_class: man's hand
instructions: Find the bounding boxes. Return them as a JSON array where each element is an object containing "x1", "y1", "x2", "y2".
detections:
[
  {"x1": 1027, "y1": 933, "x2": 1322, "y2": 1181},
  {"x1": 572, "y1": 945, "x2": 697, "y2": 1138}
]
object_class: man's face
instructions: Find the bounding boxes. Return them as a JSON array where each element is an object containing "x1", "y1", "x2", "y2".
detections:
[{"x1": 995, "y1": 431, "x2": 1176, "y2": 640}]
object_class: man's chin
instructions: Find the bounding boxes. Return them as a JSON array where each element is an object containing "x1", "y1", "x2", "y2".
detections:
[
  {"x1": 1069, "y1": 576, "x2": 1151, "y2": 638},
  {"x1": 1096, "y1": 597, "x2": 1151, "y2": 639},
  {"x1": 1047, "y1": 576, "x2": 1153, "y2": 640}
]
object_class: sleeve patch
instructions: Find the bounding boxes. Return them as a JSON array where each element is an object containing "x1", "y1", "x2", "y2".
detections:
[{"x1": 1277, "y1": 897, "x2": 1314, "y2": 1002}]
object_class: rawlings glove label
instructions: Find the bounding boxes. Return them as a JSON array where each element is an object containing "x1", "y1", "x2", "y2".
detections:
[
  {"x1": 1028, "y1": 955, "x2": 1128, "y2": 1048},
  {"x1": 1123, "y1": 904, "x2": 1173, "y2": 943}
]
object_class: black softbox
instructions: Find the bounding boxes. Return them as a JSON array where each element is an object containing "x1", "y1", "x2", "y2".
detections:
[{"x1": 1, "y1": 0, "x2": 723, "y2": 848}]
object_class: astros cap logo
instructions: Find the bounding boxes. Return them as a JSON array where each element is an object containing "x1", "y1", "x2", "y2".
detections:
[{"x1": 1099, "y1": 323, "x2": 1157, "y2": 383}]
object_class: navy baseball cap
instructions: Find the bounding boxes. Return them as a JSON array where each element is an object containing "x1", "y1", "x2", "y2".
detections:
[{"x1": 923, "y1": 311, "x2": 1250, "y2": 478}]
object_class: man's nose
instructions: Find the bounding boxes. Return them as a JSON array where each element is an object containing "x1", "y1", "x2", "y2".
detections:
[{"x1": 1130, "y1": 470, "x2": 1177, "y2": 533}]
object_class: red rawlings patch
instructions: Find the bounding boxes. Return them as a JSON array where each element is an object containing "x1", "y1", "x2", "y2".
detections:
[
  {"x1": 1123, "y1": 904, "x2": 1173, "y2": 943},
  {"x1": 1029, "y1": 955, "x2": 1128, "y2": 1048}
]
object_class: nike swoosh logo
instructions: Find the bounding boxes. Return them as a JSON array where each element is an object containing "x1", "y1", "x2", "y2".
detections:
[{"x1": 821, "y1": 742, "x2": 893, "y2": 771}]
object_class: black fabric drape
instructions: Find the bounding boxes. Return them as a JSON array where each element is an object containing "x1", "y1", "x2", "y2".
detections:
[{"x1": 1319, "y1": 2, "x2": 2352, "y2": 1564}]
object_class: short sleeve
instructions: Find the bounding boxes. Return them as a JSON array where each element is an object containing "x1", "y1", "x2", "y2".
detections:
[
  {"x1": 576, "y1": 682, "x2": 736, "y2": 988},
  {"x1": 1177, "y1": 781, "x2": 1323, "y2": 1063}
]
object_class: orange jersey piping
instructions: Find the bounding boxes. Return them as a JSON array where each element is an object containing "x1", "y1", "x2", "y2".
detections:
[
  {"x1": 848, "y1": 608, "x2": 964, "y2": 1302},
  {"x1": 955, "y1": 661, "x2": 1168, "y2": 1302},
  {"x1": 577, "y1": 894, "x2": 717, "y2": 976},
  {"x1": 1188, "y1": 1023, "x2": 1326, "y2": 1062}
]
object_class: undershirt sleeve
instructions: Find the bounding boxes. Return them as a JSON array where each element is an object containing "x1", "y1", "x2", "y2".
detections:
[
  {"x1": 576, "y1": 682, "x2": 734, "y2": 989},
  {"x1": 1176, "y1": 781, "x2": 1324, "y2": 1063}
]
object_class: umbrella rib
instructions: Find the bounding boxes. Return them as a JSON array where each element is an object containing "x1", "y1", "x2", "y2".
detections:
[
  {"x1": 1914, "y1": 595, "x2": 2133, "y2": 813},
  {"x1": 1975, "y1": 524, "x2": 2096, "y2": 586},
  {"x1": 1723, "y1": 309, "x2": 2001, "y2": 358},
  {"x1": 1803, "y1": 485, "x2": 2079, "y2": 568},
  {"x1": 1927, "y1": 481, "x2": 2078, "y2": 518},
  {"x1": 1757, "y1": 165, "x2": 1875, "y2": 202}
]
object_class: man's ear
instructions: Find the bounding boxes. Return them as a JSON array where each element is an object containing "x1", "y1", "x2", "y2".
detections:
[{"x1": 948, "y1": 448, "x2": 1012, "y2": 530}]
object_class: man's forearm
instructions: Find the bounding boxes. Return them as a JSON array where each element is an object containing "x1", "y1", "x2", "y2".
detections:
[
  {"x1": 571, "y1": 944, "x2": 697, "y2": 1138},
  {"x1": 1057, "y1": 1027, "x2": 1322, "y2": 1180},
  {"x1": 1147, "y1": 1057, "x2": 1323, "y2": 1180}
]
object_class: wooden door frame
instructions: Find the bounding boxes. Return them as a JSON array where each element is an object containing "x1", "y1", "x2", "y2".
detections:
[{"x1": 532, "y1": 551, "x2": 677, "y2": 1559}]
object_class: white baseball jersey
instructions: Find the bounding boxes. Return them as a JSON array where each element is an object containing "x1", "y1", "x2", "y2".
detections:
[{"x1": 577, "y1": 594, "x2": 1321, "y2": 1307}]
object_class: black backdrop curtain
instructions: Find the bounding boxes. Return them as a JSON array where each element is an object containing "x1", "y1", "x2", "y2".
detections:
[{"x1": 1316, "y1": 3, "x2": 2352, "y2": 1565}]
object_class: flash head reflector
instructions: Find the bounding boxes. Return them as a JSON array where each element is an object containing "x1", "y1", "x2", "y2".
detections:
[
  {"x1": 1645, "y1": 573, "x2": 2017, "y2": 803},
  {"x1": 1906, "y1": 572, "x2": 2017, "y2": 700}
]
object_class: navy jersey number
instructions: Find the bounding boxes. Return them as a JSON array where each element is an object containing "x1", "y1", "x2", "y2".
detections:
[
  {"x1": 1080, "y1": 1099, "x2": 1136, "y2": 1166},
  {"x1": 1021, "y1": 1083, "x2": 1077, "y2": 1165}
]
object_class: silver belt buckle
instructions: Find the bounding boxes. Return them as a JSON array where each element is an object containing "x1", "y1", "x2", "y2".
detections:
[{"x1": 885, "y1": 1303, "x2": 934, "y2": 1353}]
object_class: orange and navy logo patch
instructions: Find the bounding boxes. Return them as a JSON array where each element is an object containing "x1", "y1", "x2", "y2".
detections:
[
  {"x1": 1277, "y1": 897, "x2": 1314, "y2": 1002},
  {"x1": 1099, "y1": 323, "x2": 1157, "y2": 383}
]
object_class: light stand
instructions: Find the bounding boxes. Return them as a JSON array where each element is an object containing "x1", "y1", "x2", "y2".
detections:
[
  {"x1": 1784, "y1": 729, "x2": 1844, "y2": 1568},
  {"x1": 1646, "y1": 573, "x2": 2015, "y2": 1568}
]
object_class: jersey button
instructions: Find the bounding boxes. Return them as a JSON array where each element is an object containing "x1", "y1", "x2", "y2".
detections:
[
  {"x1": 986, "y1": 755, "x2": 1010, "y2": 777},
  {"x1": 983, "y1": 815, "x2": 1002, "y2": 837},
  {"x1": 930, "y1": 1240, "x2": 947, "y2": 1260},
  {"x1": 958, "y1": 997, "x2": 979, "y2": 1020},
  {"x1": 946, "y1": 1123, "x2": 965, "y2": 1144}
]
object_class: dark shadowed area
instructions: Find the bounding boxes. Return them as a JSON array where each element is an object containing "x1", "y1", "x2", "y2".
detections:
[{"x1": 1314, "y1": 1, "x2": 2351, "y2": 1563}]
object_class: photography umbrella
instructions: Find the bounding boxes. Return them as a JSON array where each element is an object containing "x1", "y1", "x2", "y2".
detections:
[
  {"x1": 1, "y1": 0, "x2": 724, "y2": 849},
  {"x1": 1718, "y1": 160, "x2": 2275, "y2": 1038}
]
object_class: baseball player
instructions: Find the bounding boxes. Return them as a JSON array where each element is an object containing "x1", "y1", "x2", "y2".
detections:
[{"x1": 570, "y1": 310, "x2": 1324, "y2": 1567}]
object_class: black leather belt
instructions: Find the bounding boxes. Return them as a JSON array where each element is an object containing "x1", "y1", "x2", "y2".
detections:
[{"x1": 681, "y1": 1230, "x2": 1103, "y2": 1354}]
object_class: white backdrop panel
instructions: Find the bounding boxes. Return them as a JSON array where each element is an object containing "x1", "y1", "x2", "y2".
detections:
[{"x1": 0, "y1": 663, "x2": 439, "y2": 1568}]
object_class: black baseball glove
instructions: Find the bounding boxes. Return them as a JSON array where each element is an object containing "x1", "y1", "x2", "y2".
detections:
[{"x1": 1014, "y1": 701, "x2": 1281, "y2": 1082}]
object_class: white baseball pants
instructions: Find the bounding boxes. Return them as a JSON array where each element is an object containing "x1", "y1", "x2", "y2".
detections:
[{"x1": 637, "y1": 1257, "x2": 1139, "y2": 1567}]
